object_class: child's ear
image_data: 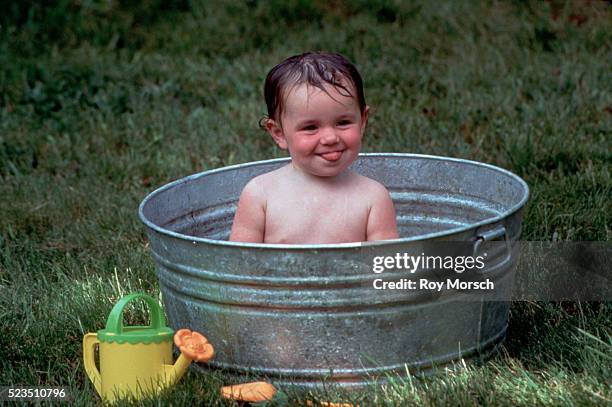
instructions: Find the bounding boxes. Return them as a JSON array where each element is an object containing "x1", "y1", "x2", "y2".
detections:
[
  {"x1": 361, "y1": 105, "x2": 370, "y2": 134},
  {"x1": 266, "y1": 119, "x2": 288, "y2": 150}
]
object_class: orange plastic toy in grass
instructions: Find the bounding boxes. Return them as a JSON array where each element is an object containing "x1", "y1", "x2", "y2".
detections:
[
  {"x1": 173, "y1": 329, "x2": 214, "y2": 362},
  {"x1": 307, "y1": 401, "x2": 356, "y2": 407},
  {"x1": 221, "y1": 381, "x2": 277, "y2": 403}
]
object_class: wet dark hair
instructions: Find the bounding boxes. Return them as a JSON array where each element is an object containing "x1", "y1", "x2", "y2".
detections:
[{"x1": 261, "y1": 51, "x2": 366, "y2": 129}]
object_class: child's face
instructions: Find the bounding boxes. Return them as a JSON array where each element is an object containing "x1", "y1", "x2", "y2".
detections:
[{"x1": 267, "y1": 83, "x2": 369, "y2": 177}]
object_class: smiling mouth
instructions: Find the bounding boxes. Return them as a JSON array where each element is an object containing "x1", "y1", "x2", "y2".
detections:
[{"x1": 317, "y1": 151, "x2": 344, "y2": 161}]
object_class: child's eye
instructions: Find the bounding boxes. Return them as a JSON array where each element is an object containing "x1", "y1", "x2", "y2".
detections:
[
  {"x1": 301, "y1": 125, "x2": 317, "y2": 131},
  {"x1": 337, "y1": 120, "x2": 352, "y2": 126}
]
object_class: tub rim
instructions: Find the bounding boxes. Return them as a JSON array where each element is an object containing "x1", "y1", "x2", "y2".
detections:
[{"x1": 138, "y1": 153, "x2": 529, "y2": 250}]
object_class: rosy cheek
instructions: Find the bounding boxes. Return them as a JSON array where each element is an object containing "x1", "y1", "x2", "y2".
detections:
[
  {"x1": 346, "y1": 131, "x2": 362, "y2": 144},
  {"x1": 295, "y1": 137, "x2": 318, "y2": 149}
]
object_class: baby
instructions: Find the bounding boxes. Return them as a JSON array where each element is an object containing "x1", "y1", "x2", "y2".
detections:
[{"x1": 230, "y1": 52, "x2": 398, "y2": 244}]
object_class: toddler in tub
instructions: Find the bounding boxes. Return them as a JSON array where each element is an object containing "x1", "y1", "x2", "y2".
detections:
[{"x1": 230, "y1": 52, "x2": 398, "y2": 244}]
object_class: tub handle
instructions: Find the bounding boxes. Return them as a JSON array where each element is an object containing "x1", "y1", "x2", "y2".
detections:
[{"x1": 473, "y1": 225, "x2": 512, "y2": 274}]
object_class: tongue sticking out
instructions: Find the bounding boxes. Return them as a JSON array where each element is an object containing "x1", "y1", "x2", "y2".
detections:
[{"x1": 320, "y1": 151, "x2": 342, "y2": 161}]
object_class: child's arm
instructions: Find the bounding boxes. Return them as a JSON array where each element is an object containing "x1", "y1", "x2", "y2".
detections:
[
  {"x1": 229, "y1": 179, "x2": 266, "y2": 243},
  {"x1": 366, "y1": 187, "x2": 399, "y2": 241}
]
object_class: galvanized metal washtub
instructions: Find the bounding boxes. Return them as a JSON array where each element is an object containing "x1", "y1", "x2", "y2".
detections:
[{"x1": 138, "y1": 153, "x2": 529, "y2": 389}]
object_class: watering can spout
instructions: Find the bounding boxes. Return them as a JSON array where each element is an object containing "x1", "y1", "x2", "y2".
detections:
[
  {"x1": 163, "y1": 328, "x2": 215, "y2": 386},
  {"x1": 163, "y1": 353, "x2": 192, "y2": 386}
]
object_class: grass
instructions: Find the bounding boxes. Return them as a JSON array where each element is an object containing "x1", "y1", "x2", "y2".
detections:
[{"x1": 0, "y1": 0, "x2": 610, "y2": 405}]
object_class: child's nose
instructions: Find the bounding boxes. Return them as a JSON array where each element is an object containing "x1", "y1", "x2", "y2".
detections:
[{"x1": 320, "y1": 128, "x2": 339, "y2": 144}]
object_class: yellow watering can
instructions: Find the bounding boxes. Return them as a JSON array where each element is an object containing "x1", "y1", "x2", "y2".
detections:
[{"x1": 83, "y1": 293, "x2": 213, "y2": 403}]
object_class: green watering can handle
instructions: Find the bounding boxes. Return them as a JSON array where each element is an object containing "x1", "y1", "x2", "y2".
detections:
[{"x1": 105, "y1": 293, "x2": 166, "y2": 334}]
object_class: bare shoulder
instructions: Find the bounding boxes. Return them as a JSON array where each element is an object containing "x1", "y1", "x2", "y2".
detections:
[
  {"x1": 240, "y1": 165, "x2": 286, "y2": 197},
  {"x1": 231, "y1": 168, "x2": 286, "y2": 243},
  {"x1": 351, "y1": 173, "x2": 398, "y2": 241},
  {"x1": 238, "y1": 175, "x2": 264, "y2": 202},
  {"x1": 349, "y1": 172, "x2": 392, "y2": 202},
  {"x1": 250, "y1": 165, "x2": 290, "y2": 189}
]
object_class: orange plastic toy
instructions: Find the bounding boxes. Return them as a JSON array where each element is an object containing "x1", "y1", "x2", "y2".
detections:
[
  {"x1": 221, "y1": 381, "x2": 277, "y2": 403},
  {"x1": 174, "y1": 329, "x2": 215, "y2": 362}
]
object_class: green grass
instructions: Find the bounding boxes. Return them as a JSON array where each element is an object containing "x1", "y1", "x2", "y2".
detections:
[{"x1": 1, "y1": 0, "x2": 610, "y2": 405}]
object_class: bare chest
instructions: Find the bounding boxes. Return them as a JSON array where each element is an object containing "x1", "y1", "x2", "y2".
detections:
[{"x1": 264, "y1": 192, "x2": 370, "y2": 244}]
